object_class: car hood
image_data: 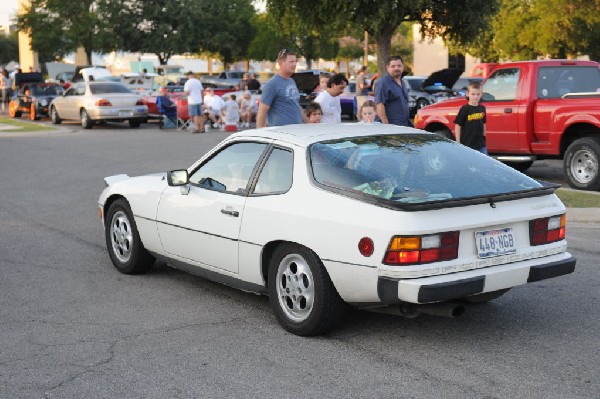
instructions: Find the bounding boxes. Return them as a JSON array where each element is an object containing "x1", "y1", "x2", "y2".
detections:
[
  {"x1": 292, "y1": 71, "x2": 321, "y2": 94},
  {"x1": 421, "y1": 68, "x2": 464, "y2": 90}
]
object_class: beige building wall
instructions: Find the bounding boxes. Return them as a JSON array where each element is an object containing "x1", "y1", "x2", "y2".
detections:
[
  {"x1": 412, "y1": 24, "x2": 480, "y2": 77},
  {"x1": 17, "y1": 0, "x2": 39, "y2": 72}
]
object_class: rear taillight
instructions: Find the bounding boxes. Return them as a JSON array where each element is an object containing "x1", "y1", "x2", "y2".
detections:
[
  {"x1": 530, "y1": 214, "x2": 566, "y2": 245},
  {"x1": 95, "y1": 99, "x2": 112, "y2": 106},
  {"x1": 136, "y1": 99, "x2": 144, "y2": 106},
  {"x1": 383, "y1": 231, "x2": 459, "y2": 265}
]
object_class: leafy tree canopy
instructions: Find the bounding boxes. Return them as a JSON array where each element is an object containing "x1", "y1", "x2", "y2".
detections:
[{"x1": 0, "y1": 32, "x2": 19, "y2": 65}]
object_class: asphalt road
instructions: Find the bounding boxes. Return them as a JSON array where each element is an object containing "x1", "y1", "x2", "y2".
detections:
[{"x1": 1, "y1": 122, "x2": 598, "y2": 399}]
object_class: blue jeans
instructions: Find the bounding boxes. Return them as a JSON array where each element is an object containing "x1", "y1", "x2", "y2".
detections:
[{"x1": 479, "y1": 147, "x2": 488, "y2": 155}]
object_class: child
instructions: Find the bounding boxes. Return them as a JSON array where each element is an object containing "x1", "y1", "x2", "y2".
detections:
[
  {"x1": 305, "y1": 102, "x2": 322, "y2": 123},
  {"x1": 358, "y1": 100, "x2": 377, "y2": 123},
  {"x1": 221, "y1": 94, "x2": 240, "y2": 128},
  {"x1": 453, "y1": 81, "x2": 487, "y2": 154}
]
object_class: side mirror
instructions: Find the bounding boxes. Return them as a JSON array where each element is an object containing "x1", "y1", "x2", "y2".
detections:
[{"x1": 167, "y1": 169, "x2": 189, "y2": 186}]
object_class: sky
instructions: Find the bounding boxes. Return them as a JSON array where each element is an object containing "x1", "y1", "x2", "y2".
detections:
[{"x1": 0, "y1": 0, "x2": 18, "y2": 27}]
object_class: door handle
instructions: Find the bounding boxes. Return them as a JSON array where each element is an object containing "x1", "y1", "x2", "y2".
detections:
[
  {"x1": 504, "y1": 108, "x2": 513, "y2": 113},
  {"x1": 221, "y1": 208, "x2": 239, "y2": 217}
]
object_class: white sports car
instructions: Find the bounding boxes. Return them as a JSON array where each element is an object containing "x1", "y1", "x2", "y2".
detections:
[{"x1": 98, "y1": 124, "x2": 576, "y2": 336}]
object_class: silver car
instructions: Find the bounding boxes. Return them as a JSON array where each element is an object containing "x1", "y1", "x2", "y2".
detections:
[{"x1": 50, "y1": 82, "x2": 148, "y2": 129}]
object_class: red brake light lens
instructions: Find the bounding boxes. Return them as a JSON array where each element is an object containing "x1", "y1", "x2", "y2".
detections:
[
  {"x1": 136, "y1": 99, "x2": 145, "y2": 106},
  {"x1": 384, "y1": 231, "x2": 459, "y2": 266},
  {"x1": 530, "y1": 214, "x2": 565, "y2": 245},
  {"x1": 95, "y1": 99, "x2": 112, "y2": 106}
]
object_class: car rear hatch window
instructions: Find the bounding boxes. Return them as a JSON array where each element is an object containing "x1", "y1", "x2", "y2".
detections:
[{"x1": 309, "y1": 134, "x2": 556, "y2": 211}]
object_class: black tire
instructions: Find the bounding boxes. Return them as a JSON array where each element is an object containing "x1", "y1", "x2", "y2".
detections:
[
  {"x1": 416, "y1": 98, "x2": 429, "y2": 110},
  {"x1": 504, "y1": 161, "x2": 534, "y2": 173},
  {"x1": 267, "y1": 243, "x2": 346, "y2": 336},
  {"x1": 104, "y1": 199, "x2": 154, "y2": 274},
  {"x1": 434, "y1": 129, "x2": 454, "y2": 140},
  {"x1": 129, "y1": 119, "x2": 141, "y2": 128},
  {"x1": 563, "y1": 137, "x2": 600, "y2": 191},
  {"x1": 80, "y1": 109, "x2": 93, "y2": 129},
  {"x1": 460, "y1": 288, "x2": 511, "y2": 304},
  {"x1": 50, "y1": 106, "x2": 62, "y2": 124}
]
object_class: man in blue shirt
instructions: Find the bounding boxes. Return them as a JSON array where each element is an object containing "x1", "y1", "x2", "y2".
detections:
[
  {"x1": 257, "y1": 49, "x2": 308, "y2": 127},
  {"x1": 375, "y1": 55, "x2": 410, "y2": 126}
]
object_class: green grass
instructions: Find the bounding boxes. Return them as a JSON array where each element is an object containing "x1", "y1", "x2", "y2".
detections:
[
  {"x1": 556, "y1": 188, "x2": 600, "y2": 208},
  {"x1": 0, "y1": 117, "x2": 57, "y2": 132}
]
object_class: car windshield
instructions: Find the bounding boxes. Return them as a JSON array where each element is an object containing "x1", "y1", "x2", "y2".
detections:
[
  {"x1": 90, "y1": 83, "x2": 132, "y2": 94},
  {"x1": 309, "y1": 134, "x2": 543, "y2": 207}
]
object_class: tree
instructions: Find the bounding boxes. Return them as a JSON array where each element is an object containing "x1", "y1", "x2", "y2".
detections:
[
  {"x1": 0, "y1": 32, "x2": 19, "y2": 65},
  {"x1": 493, "y1": 0, "x2": 600, "y2": 60},
  {"x1": 266, "y1": 0, "x2": 498, "y2": 75},
  {"x1": 17, "y1": 0, "x2": 120, "y2": 64},
  {"x1": 247, "y1": 13, "x2": 290, "y2": 61},
  {"x1": 109, "y1": 0, "x2": 200, "y2": 65}
]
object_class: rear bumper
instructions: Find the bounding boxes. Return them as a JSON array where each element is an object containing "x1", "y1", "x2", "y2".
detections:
[
  {"x1": 89, "y1": 106, "x2": 148, "y2": 120},
  {"x1": 378, "y1": 252, "x2": 576, "y2": 304}
]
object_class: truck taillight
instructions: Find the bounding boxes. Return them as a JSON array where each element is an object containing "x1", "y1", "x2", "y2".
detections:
[
  {"x1": 530, "y1": 214, "x2": 566, "y2": 246},
  {"x1": 95, "y1": 99, "x2": 112, "y2": 106},
  {"x1": 383, "y1": 231, "x2": 459, "y2": 265}
]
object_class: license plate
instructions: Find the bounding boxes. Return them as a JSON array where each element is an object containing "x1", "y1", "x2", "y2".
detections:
[
  {"x1": 475, "y1": 227, "x2": 516, "y2": 258},
  {"x1": 119, "y1": 110, "x2": 133, "y2": 117}
]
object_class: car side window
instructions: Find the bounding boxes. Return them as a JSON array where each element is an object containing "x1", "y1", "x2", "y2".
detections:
[
  {"x1": 253, "y1": 148, "x2": 294, "y2": 195},
  {"x1": 483, "y1": 68, "x2": 520, "y2": 101},
  {"x1": 189, "y1": 142, "x2": 268, "y2": 195}
]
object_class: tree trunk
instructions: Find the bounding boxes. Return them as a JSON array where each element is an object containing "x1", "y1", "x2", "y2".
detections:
[{"x1": 375, "y1": 29, "x2": 394, "y2": 77}]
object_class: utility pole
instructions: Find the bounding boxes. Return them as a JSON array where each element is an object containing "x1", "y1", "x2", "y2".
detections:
[{"x1": 363, "y1": 31, "x2": 368, "y2": 67}]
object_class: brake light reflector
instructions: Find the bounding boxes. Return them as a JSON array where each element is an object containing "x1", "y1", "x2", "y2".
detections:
[
  {"x1": 530, "y1": 214, "x2": 565, "y2": 245},
  {"x1": 95, "y1": 99, "x2": 112, "y2": 106},
  {"x1": 384, "y1": 231, "x2": 459, "y2": 265},
  {"x1": 358, "y1": 237, "x2": 374, "y2": 257}
]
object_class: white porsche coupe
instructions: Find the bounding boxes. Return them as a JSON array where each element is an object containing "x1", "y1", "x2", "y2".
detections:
[{"x1": 98, "y1": 124, "x2": 576, "y2": 336}]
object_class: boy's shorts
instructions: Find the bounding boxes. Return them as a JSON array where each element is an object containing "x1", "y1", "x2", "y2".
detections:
[{"x1": 188, "y1": 103, "x2": 202, "y2": 116}]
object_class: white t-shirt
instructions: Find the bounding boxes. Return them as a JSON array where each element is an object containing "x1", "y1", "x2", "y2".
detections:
[
  {"x1": 222, "y1": 99, "x2": 240, "y2": 124},
  {"x1": 204, "y1": 94, "x2": 223, "y2": 112},
  {"x1": 315, "y1": 90, "x2": 341, "y2": 124},
  {"x1": 183, "y1": 77, "x2": 203, "y2": 105}
]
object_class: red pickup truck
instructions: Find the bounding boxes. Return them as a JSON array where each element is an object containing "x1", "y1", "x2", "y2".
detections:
[{"x1": 414, "y1": 60, "x2": 600, "y2": 191}]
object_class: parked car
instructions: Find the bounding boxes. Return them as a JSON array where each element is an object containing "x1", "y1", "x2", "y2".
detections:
[
  {"x1": 415, "y1": 59, "x2": 600, "y2": 190},
  {"x1": 200, "y1": 71, "x2": 246, "y2": 89},
  {"x1": 8, "y1": 73, "x2": 64, "y2": 120},
  {"x1": 98, "y1": 123, "x2": 575, "y2": 336},
  {"x1": 291, "y1": 69, "x2": 325, "y2": 109},
  {"x1": 50, "y1": 81, "x2": 148, "y2": 129}
]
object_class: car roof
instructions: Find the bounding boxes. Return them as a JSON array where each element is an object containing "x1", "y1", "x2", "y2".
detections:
[{"x1": 230, "y1": 123, "x2": 427, "y2": 147}]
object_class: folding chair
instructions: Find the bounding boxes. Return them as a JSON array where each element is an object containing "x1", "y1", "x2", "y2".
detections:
[
  {"x1": 157, "y1": 96, "x2": 177, "y2": 129},
  {"x1": 176, "y1": 99, "x2": 192, "y2": 131}
]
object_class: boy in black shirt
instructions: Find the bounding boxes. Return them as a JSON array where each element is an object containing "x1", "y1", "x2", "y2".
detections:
[{"x1": 453, "y1": 81, "x2": 487, "y2": 154}]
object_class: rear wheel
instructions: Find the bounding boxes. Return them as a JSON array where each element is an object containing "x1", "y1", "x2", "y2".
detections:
[
  {"x1": 105, "y1": 199, "x2": 154, "y2": 274},
  {"x1": 267, "y1": 243, "x2": 346, "y2": 336},
  {"x1": 50, "y1": 106, "x2": 62, "y2": 124},
  {"x1": 564, "y1": 137, "x2": 600, "y2": 191},
  {"x1": 80, "y1": 109, "x2": 93, "y2": 129}
]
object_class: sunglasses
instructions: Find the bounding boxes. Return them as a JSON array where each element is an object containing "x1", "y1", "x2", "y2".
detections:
[{"x1": 278, "y1": 48, "x2": 293, "y2": 59}]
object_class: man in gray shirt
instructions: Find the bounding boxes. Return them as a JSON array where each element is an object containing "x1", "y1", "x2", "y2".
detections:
[{"x1": 257, "y1": 49, "x2": 308, "y2": 127}]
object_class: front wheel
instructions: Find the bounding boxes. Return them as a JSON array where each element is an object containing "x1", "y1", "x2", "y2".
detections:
[
  {"x1": 267, "y1": 243, "x2": 346, "y2": 336},
  {"x1": 8, "y1": 101, "x2": 21, "y2": 118},
  {"x1": 433, "y1": 129, "x2": 454, "y2": 140},
  {"x1": 564, "y1": 137, "x2": 600, "y2": 191},
  {"x1": 80, "y1": 109, "x2": 93, "y2": 129},
  {"x1": 105, "y1": 199, "x2": 154, "y2": 274},
  {"x1": 50, "y1": 106, "x2": 62, "y2": 124}
]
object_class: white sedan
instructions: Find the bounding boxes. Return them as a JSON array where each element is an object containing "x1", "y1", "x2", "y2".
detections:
[
  {"x1": 97, "y1": 124, "x2": 576, "y2": 335},
  {"x1": 50, "y1": 82, "x2": 148, "y2": 129}
]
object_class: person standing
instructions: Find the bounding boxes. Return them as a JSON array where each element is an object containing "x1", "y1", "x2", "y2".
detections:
[
  {"x1": 305, "y1": 102, "x2": 322, "y2": 123},
  {"x1": 256, "y1": 49, "x2": 308, "y2": 127},
  {"x1": 247, "y1": 73, "x2": 261, "y2": 92},
  {"x1": 183, "y1": 71, "x2": 205, "y2": 133},
  {"x1": 1, "y1": 69, "x2": 11, "y2": 113},
  {"x1": 374, "y1": 55, "x2": 410, "y2": 126},
  {"x1": 356, "y1": 66, "x2": 369, "y2": 95},
  {"x1": 453, "y1": 81, "x2": 487, "y2": 154},
  {"x1": 314, "y1": 73, "x2": 348, "y2": 124},
  {"x1": 236, "y1": 73, "x2": 250, "y2": 90}
]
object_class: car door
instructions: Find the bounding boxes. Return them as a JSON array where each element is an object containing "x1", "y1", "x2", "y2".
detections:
[
  {"x1": 156, "y1": 141, "x2": 270, "y2": 274},
  {"x1": 481, "y1": 67, "x2": 525, "y2": 153}
]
